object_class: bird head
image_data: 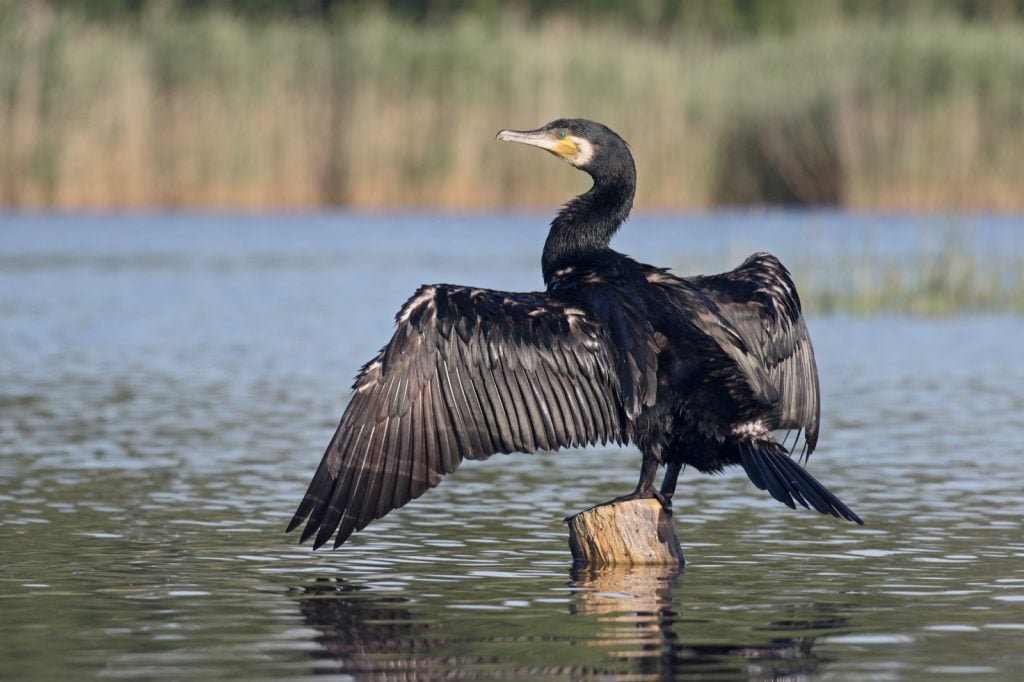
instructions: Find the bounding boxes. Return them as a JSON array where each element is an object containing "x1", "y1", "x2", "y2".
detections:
[{"x1": 496, "y1": 118, "x2": 633, "y2": 180}]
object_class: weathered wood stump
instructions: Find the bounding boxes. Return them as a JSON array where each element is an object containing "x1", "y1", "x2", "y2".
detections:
[{"x1": 566, "y1": 498, "x2": 684, "y2": 566}]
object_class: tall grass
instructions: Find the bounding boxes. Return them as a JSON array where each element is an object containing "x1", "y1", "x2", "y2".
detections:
[
  {"x1": 2, "y1": 3, "x2": 1024, "y2": 210},
  {"x1": 798, "y1": 237, "x2": 1024, "y2": 315}
]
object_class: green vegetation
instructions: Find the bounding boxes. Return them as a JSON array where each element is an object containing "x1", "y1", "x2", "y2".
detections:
[
  {"x1": 38, "y1": 0, "x2": 1024, "y2": 33},
  {"x1": 799, "y1": 240, "x2": 1024, "y2": 316},
  {"x1": 2, "y1": 1, "x2": 1024, "y2": 209}
]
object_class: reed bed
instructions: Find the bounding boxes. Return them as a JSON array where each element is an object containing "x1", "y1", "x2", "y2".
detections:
[
  {"x1": 797, "y1": 243, "x2": 1024, "y2": 316},
  {"x1": 2, "y1": 4, "x2": 1024, "y2": 210}
]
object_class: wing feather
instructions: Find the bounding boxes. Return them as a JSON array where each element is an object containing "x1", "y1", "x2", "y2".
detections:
[
  {"x1": 437, "y1": 379, "x2": 463, "y2": 475},
  {"x1": 477, "y1": 359, "x2": 514, "y2": 452},
  {"x1": 536, "y1": 361, "x2": 574, "y2": 446},
  {"x1": 527, "y1": 364, "x2": 561, "y2": 448},
  {"x1": 688, "y1": 253, "x2": 821, "y2": 454},
  {"x1": 505, "y1": 362, "x2": 543, "y2": 450},
  {"x1": 287, "y1": 284, "x2": 634, "y2": 549},
  {"x1": 439, "y1": 357, "x2": 480, "y2": 455},
  {"x1": 455, "y1": 358, "x2": 496, "y2": 456},
  {"x1": 499, "y1": 361, "x2": 537, "y2": 453}
]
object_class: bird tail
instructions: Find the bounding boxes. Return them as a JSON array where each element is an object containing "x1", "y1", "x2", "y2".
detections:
[{"x1": 737, "y1": 439, "x2": 863, "y2": 525}]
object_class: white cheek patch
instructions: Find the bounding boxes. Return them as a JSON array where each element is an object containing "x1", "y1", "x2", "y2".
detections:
[{"x1": 570, "y1": 136, "x2": 595, "y2": 167}]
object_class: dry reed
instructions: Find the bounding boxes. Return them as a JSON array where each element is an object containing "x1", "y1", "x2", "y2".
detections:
[{"x1": 2, "y1": 4, "x2": 1024, "y2": 210}]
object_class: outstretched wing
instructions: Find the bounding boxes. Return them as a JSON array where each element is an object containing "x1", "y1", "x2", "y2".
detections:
[
  {"x1": 689, "y1": 252, "x2": 820, "y2": 453},
  {"x1": 287, "y1": 284, "x2": 631, "y2": 549}
]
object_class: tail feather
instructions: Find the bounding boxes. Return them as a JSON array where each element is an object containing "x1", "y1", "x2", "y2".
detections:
[{"x1": 738, "y1": 440, "x2": 863, "y2": 525}]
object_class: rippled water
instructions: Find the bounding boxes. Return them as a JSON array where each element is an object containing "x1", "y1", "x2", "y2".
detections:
[{"x1": 2, "y1": 213, "x2": 1023, "y2": 680}]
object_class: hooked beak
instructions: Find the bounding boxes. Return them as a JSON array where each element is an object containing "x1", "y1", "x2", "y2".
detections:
[{"x1": 496, "y1": 127, "x2": 579, "y2": 162}]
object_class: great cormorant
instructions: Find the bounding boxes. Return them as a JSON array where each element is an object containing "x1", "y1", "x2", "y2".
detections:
[{"x1": 287, "y1": 118, "x2": 862, "y2": 550}]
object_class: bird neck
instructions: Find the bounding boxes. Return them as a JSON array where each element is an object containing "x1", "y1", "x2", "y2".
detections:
[{"x1": 542, "y1": 174, "x2": 635, "y2": 285}]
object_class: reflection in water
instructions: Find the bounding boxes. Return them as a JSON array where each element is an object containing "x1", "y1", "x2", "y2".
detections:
[
  {"x1": 296, "y1": 578, "x2": 590, "y2": 679},
  {"x1": 572, "y1": 564, "x2": 683, "y2": 678},
  {"x1": 297, "y1": 568, "x2": 847, "y2": 680},
  {"x1": 571, "y1": 564, "x2": 835, "y2": 680},
  {"x1": 296, "y1": 580, "x2": 444, "y2": 679}
]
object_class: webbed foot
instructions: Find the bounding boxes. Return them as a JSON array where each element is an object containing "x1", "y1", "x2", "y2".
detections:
[{"x1": 577, "y1": 488, "x2": 673, "y2": 517}]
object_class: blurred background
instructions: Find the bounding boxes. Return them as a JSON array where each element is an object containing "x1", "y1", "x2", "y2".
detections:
[{"x1": 3, "y1": 0, "x2": 1024, "y2": 211}]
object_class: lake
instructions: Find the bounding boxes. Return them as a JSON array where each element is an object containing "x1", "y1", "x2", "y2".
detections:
[{"x1": 2, "y1": 212, "x2": 1023, "y2": 680}]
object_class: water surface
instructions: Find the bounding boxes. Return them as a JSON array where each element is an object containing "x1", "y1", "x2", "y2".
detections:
[{"x1": 2, "y1": 213, "x2": 1023, "y2": 680}]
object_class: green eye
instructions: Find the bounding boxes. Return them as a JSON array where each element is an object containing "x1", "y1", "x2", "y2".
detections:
[{"x1": 556, "y1": 129, "x2": 567, "y2": 140}]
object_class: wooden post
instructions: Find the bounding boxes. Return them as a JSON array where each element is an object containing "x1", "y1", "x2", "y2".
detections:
[{"x1": 566, "y1": 498, "x2": 684, "y2": 566}]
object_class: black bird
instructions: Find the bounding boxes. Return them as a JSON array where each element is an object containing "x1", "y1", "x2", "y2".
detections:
[{"x1": 287, "y1": 119, "x2": 862, "y2": 550}]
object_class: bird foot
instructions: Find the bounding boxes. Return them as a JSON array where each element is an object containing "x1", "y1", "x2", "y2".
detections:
[{"x1": 568, "y1": 489, "x2": 673, "y2": 521}]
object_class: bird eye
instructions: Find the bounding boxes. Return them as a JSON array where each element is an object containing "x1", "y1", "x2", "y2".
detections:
[{"x1": 556, "y1": 129, "x2": 567, "y2": 140}]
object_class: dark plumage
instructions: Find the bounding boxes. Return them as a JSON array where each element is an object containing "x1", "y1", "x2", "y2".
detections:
[{"x1": 287, "y1": 118, "x2": 862, "y2": 550}]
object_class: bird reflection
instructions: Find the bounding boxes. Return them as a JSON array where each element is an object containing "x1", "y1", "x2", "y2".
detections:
[
  {"x1": 295, "y1": 571, "x2": 845, "y2": 680},
  {"x1": 295, "y1": 578, "x2": 589, "y2": 679},
  {"x1": 295, "y1": 579, "x2": 446, "y2": 679},
  {"x1": 570, "y1": 564, "x2": 832, "y2": 680}
]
